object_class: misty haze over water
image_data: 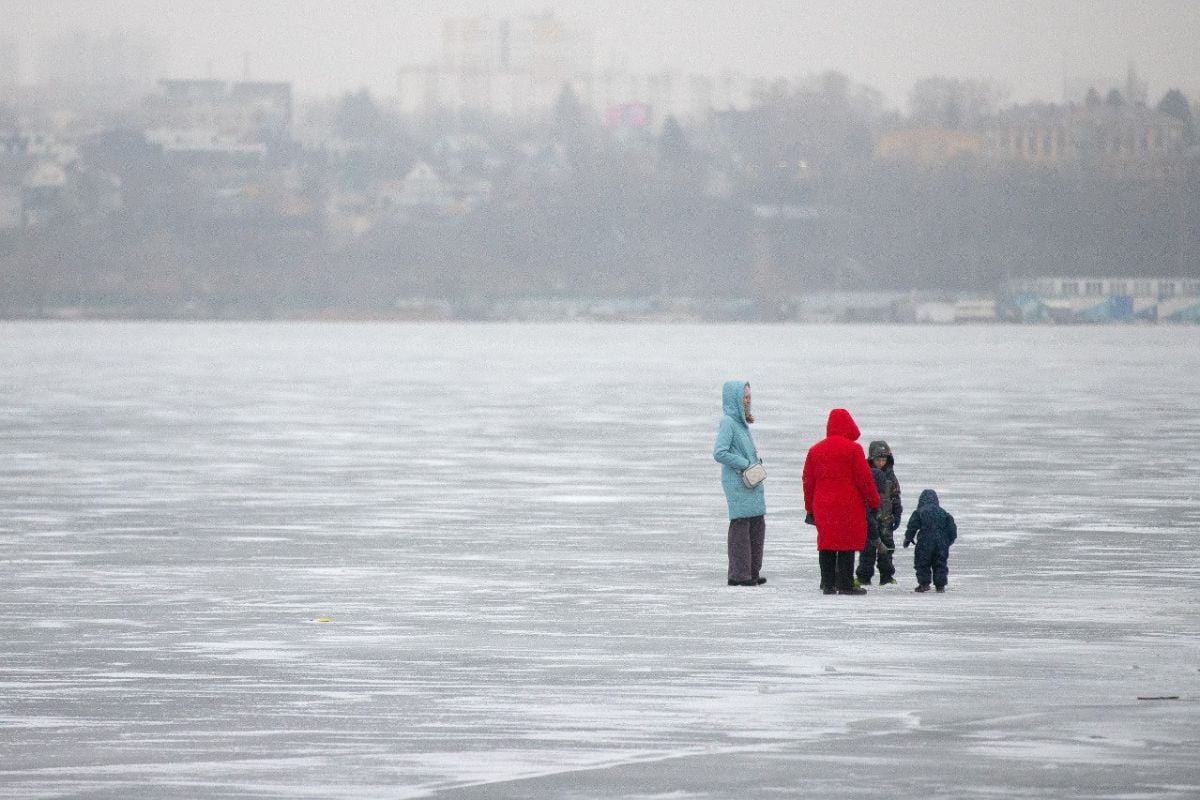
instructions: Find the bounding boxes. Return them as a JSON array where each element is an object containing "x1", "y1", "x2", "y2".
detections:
[
  {"x1": 5, "y1": 1, "x2": 1200, "y2": 106},
  {"x1": 1, "y1": 2, "x2": 1198, "y2": 321}
]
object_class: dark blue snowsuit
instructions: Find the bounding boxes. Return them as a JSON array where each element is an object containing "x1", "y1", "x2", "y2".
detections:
[{"x1": 903, "y1": 489, "x2": 957, "y2": 589}]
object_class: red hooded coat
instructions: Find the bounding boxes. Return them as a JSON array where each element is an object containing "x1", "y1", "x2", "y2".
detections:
[{"x1": 802, "y1": 408, "x2": 880, "y2": 551}]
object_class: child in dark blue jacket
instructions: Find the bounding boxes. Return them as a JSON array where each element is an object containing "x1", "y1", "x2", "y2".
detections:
[{"x1": 903, "y1": 489, "x2": 957, "y2": 592}]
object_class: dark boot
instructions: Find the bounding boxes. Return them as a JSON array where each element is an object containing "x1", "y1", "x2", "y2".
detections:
[
  {"x1": 834, "y1": 551, "x2": 859, "y2": 593},
  {"x1": 914, "y1": 584, "x2": 931, "y2": 593},
  {"x1": 818, "y1": 550, "x2": 837, "y2": 594}
]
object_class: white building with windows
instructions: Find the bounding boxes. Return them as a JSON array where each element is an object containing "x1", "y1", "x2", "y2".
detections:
[
  {"x1": 1007, "y1": 276, "x2": 1200, "y2": 322},
  {"x1": 396, "y1": 13, "x2": 765, "y2": 126},
  {"x1": 1021, "y1": 276, "x2": 1200, "y2": 301}
]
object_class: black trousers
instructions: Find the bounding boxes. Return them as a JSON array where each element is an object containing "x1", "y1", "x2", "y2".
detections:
[
  {"x1": 857, "y1": 539, "x2": 895, "y2": 583},
  {"x1": 727, "y1": 515, "x2": 765, "y2": 583},
  {"x1": 857, "y1": 510, "x2": 895, "y2": 582},
  {"x1": 818, "y1": 550, "x2": 856, "y2": 591}
]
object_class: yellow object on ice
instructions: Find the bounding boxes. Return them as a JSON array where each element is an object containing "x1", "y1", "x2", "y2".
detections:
[{"x1": 315, "y1": 616, "x2": 331, "y2": 623}]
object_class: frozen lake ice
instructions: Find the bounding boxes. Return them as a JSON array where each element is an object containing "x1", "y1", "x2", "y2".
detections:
[{"x1": 1, "y1": 321, "x2": 1198, "y2": 798}]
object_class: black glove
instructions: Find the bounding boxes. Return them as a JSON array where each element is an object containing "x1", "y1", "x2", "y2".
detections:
[
  {"x1": 891, "y1": 518, "x2": 901, "y2": 531},
  {"x1": 804, "y1": 512, "x2": 815, "y2": 526},
  {"x1": 903, "y1": 537, "x2": 913, "y2": 548}
]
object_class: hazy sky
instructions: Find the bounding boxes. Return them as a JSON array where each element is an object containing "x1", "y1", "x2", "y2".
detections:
[{"x1": 4, "y1": 0, "x2": 1199, "y2": 109}]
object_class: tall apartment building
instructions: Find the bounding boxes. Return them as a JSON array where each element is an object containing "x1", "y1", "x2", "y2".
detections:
[
  {"x1": 401, "y1": 12, "x2": 588, "y2": 118},
  {"x1": 441, "y1": 13, "x2": 587, "y2": 83},
  {"x1": 400, "y1": 13, "x2": 761, "y2": 126}
]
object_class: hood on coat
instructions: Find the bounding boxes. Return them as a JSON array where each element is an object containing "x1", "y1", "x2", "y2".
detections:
[
  {"x1": 722, "y1": 380, "x2": 749, "y2": 424},
  {"x1": 825, "y1": 408, "x2": 861, "y2": 440},
  {"x1": 917, "y1": 489, "x2": 940, "y2": 509},
  {"x1": 867, "y1": 440, "x2": 895, "y2": 468}
]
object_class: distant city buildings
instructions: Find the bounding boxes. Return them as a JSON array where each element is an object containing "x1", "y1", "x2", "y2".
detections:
[
  {"x1": 875, "y1": 99, "x2": 1189, "y2": 180},
  {"x1": 140, "y1": 79, "x2": 293, "y2": 163},
  {"x1": 1003, "y1": 276, "x2": 1200, "y2": 323},
  {"x1": 148, "y1": 79, "x2": 292, "y2": 139},
  {"x1": 874, "y1": 128, "x2": 984, "y2": 165},
  {"x1": 1, "y1": 16, "x2": 1198, "y2": 322},
  {"x1": 982, "y1": 102, "x2": 1187, "y2": 178},
  {"x1": 399, "y1": 12, "x2": 589, "y2": 119},
  {"x1": 397, "y1": 12, "x2": 766, "y2": 126}
]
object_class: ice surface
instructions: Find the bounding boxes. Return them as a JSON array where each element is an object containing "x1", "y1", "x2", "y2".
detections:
[{"x1": 1, "y1": 322, "x2": 1198, "y2": 798}]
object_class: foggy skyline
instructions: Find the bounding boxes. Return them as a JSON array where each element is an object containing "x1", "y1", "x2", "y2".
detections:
[{"x1": 3, "y1": 0, "x2": 1200, "y2": 110}]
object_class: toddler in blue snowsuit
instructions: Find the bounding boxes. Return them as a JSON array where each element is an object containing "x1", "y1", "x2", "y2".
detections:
[{"x1": 902, "y1": 489, "x2": 957, "y2": 592}]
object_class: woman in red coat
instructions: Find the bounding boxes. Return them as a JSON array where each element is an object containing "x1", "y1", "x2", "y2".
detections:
[{"x1": 803, "y1": 408, "x2": 880, "y2": 595}]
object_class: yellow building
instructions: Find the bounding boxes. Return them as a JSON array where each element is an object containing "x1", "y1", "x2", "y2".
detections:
[{"x1": 874, "y1": 128, "x2": 983, "y2": 166}]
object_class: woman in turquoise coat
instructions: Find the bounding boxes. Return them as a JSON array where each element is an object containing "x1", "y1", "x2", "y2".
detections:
[{"x1": 713, "y1": 380, "x2": 766, "y2": 586}]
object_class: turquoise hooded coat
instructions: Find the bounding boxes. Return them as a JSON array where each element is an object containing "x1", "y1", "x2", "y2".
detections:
[{"x1": 713, "y1": 380, "x2": 766, "y2": 520}]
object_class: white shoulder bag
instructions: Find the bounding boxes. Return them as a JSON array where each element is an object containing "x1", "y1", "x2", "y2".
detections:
[{"x1": 741, "y1": 461, "x2": 766, "y2": 489}]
